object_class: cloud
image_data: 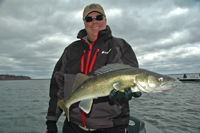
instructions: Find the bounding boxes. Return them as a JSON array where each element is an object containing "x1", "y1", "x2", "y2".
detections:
[{"x1": 0, "y1": 0, "x2": 200, "y2": 78}]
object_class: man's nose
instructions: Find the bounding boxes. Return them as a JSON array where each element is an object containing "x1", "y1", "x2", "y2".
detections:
[{"x1": 92, "y1": 18, "x2": 98, "y2": 23}]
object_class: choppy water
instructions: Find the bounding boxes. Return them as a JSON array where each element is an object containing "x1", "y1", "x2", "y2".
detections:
[{"x1": 0, "y1": 78, "x2": 200, "y2": 133}]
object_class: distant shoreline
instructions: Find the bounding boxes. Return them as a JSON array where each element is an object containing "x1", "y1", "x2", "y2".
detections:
[
  {"x1": 0, "y1": 74, "x2": 31, "y2": 80},
  {"x1": 31, "y1": 79, "x2": 50, "y2": 80}
]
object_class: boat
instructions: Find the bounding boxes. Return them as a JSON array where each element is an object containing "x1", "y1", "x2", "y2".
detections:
[
  {"x1": 177, "y1": 73, "x2": 200, "y2": 82},
  {"x1": 177, "y1": 78, "x2": 200, "y2": 81},
  {"x1": 128, "y1": 116, "x2": 164, "y2": 133}
]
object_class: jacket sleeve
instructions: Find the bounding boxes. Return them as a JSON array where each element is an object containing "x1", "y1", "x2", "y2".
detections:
[
  {"x1": 46, "y1": 48, "x2": 67, "y2": 122},
  {"x1": 119, "y1": 39, "x2": 139, "y2": 68}
]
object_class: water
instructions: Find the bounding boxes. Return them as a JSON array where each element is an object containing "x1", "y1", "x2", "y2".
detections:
[{"x1": 0, "y1": 79, "x2": 200, "y2": 133}]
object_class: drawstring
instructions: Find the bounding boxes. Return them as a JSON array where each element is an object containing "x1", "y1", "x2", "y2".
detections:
[{"x1": 81, "y1": 50, "x2": 86, "y2": 72}]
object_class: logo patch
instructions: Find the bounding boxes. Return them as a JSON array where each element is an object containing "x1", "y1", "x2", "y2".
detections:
[
  {"x1": 102, "y1": 49, "x2": 111, "y2": 54},
  {"x1": 89, "y1": 4, "x2": 97, "y2": 9}
]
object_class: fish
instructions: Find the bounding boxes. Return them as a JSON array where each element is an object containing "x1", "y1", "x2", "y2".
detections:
[{"x1": 57, "y1": 63, "x2": 177, "y2": 121}]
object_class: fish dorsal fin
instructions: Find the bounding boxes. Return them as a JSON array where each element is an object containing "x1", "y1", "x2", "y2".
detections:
[
  {"x1": 72, "y1": 73, "x2": 90, "y2": 92},
  {"x1": 95, "y1": 63, "x2": 132, "y2": 75}
]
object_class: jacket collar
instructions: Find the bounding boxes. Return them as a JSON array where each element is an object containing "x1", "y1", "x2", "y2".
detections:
[{"x1": 77, "y1": 25, "x2": 112, "y2": 42}]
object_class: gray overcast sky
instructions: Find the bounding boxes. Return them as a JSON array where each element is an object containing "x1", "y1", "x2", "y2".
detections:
[{"x1": 0, "y1": 0, "x2": 200, "y2": 79}]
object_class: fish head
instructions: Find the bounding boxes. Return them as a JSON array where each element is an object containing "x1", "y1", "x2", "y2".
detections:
[{"x1": 135, "y1": 71, "x2": 177, "y2": 93}]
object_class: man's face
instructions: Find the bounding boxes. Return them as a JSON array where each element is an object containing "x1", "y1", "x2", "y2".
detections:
[{"x1": 84, "y1": 12, "x2": 107, "y2": 41}]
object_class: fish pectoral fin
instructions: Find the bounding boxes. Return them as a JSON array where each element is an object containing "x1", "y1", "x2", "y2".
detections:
[
  {"x1": 113, "y1": 82, "x2": 122, "y2": 91},
  {"x1": 79, "y1": 99, "x2": 93, "y2": 114},
  {"x1": 113, "y1": 82, "x2": 129, "y2": 92}
]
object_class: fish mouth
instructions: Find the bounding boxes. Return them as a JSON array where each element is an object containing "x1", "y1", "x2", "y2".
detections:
[
  {"x1": 136, "y1": 79, "x2": 177, "y2": 93},
  {"x1": 158, "y1": 82, "x2": 177, "y2": 92}
]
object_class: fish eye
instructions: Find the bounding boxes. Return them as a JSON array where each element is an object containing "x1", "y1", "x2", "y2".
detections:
[{"x1": 158, "y1": 77, "x2": 164, "y2": 82}]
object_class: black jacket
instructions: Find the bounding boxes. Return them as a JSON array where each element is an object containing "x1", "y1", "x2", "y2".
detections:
[{"x1": 46, "y1": 26, "x2": 138, "y2": 128}]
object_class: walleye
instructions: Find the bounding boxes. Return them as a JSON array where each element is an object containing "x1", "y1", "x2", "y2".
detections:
[{"x1": 57, "y1": 63, "x2": 176, "y2": 121}]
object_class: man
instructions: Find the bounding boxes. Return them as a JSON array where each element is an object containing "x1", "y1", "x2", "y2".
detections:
[{"x1": 46, "y1": 3, "x2": 141, "y2": 133}]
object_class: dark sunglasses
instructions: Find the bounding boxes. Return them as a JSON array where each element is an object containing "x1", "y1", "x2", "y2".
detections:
[{"x1": 85, "y1": 15, "x2": 104, "y2": 22}]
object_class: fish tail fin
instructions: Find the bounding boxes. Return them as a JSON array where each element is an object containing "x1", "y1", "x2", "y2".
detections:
[
  {"x1": 66, "y1": 108, "x2": 70, "y2": 122},
  {"x1": 57, "y1": 100, "x2": 70, "y2": 122}
]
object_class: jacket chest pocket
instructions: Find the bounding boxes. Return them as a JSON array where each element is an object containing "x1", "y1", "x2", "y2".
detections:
[{"x1": 91, "y1": 48, "x2": 111, "y2": 72}]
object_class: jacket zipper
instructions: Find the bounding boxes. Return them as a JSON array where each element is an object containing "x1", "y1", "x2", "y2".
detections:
[
  {"x1": 89, "y1": 49, "x2": 99, "y2": 72},
  {"x1": 80, "y1": 36, "x2": 99, "y2": 127},
  {"x1": 84, "y1": 45, "x2": 92, "y2": 75}
]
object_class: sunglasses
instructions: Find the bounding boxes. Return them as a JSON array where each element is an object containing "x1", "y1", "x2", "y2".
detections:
[{"x1": 85, "y1": 15, "x2": 104, "y2": 22}]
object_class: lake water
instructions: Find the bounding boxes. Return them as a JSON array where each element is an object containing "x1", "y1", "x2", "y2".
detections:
[{"x1": 0, "y1": 77, "x2": 200, "y2": 133}]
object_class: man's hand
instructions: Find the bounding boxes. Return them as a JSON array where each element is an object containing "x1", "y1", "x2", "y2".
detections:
[
  {"x1": 109, "y1": 88, "x2": 142, "y2": 100},
  {"x1": 132, "y1": 91, "x2": 142, "y2": 98},
  {"x1": 46, "y1": 121, "x2": 57, "y2": 133}
]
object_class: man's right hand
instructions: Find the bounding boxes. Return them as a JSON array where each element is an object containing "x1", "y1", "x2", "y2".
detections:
[
  {"x1": 109, "y1": 88, "x2": 142, "y2": 100},
  {"x1": 46, "y1": 121, "x2": 57, "y2": 133}
]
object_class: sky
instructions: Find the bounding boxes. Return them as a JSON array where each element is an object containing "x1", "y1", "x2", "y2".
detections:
[{"x1": 0, "y1": 0, "x2": 200, "y2": 79}]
